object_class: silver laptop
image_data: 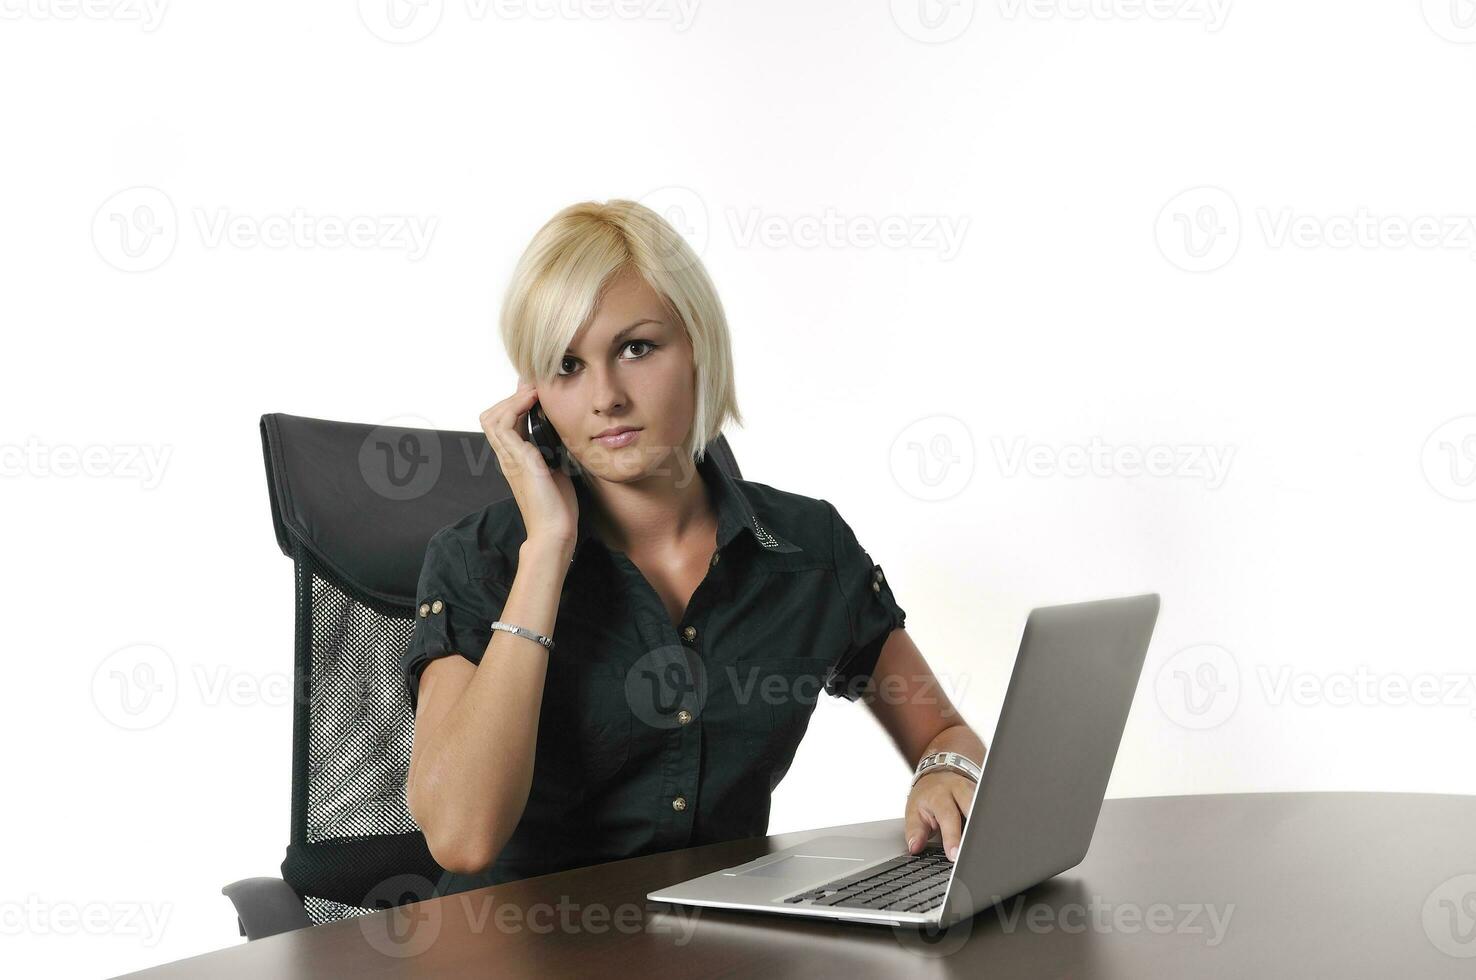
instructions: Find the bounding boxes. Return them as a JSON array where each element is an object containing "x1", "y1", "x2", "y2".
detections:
[{"x1": 647, "y1": 593, "x2": 1160, "y2": 929}]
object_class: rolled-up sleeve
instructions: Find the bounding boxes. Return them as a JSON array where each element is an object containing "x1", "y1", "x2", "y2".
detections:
[
  {"x1": 822, "y1": 500, "x2": 908, "y2": 701},
  {"x1": 401, "y1": 528, "x2": 511, "y2": 713}
]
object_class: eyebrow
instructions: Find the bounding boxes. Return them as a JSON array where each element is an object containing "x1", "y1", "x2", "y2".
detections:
[{"x1": 565, "y1": 319, "x2": 663, "y2": 355}]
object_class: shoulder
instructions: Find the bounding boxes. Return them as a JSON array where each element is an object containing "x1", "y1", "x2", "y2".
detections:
[
  {"x1": 734, "y1": 477, "x2": 847, "y2": 563},
  {"x1": 423, "y1": 497, "x2": 524, "y2": 582}
]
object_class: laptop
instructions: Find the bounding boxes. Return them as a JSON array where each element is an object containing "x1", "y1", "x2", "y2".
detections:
[{"x1": 647, "y1": 592, "x2": 1160, "y2": 929}]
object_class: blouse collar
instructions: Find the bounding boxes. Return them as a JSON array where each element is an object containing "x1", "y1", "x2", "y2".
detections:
[{"x1": 567, "y1": 447, "x2": 801, "y2": 565}]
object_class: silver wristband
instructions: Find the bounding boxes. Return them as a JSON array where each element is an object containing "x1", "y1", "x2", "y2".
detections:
[
  {"x1": 490, "y1": 620, "x2": 555, "y2": 651},
  {"x1": 911, "y1": 750, "x2": 981, "y2": 787}
]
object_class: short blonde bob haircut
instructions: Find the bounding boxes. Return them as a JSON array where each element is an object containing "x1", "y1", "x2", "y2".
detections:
[{"x1": 500, "y1": 199, "x2": 744, "y2": 464}]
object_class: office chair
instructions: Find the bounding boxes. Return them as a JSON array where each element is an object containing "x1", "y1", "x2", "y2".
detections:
[{"x1": 223, "y1": 412, "x2": 744, "y2": 941}]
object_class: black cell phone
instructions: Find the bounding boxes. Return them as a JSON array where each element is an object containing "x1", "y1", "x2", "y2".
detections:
[{"x1": 524, "y1": 400, "x2": 578, "y2": 474}]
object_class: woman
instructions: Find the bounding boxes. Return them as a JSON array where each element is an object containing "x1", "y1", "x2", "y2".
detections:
[{"x1": 402, "y1": 199, "x2": 987, "y2": 898}]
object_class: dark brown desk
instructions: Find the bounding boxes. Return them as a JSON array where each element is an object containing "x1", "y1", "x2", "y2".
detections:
[{"x1": 117, "y1": 793, "x2": 1476, "y2": 978}]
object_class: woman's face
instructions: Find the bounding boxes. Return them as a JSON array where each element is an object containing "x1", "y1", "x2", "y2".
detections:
[{"x1": 537, "y1": 266, "x2": 696, "y2": 483}]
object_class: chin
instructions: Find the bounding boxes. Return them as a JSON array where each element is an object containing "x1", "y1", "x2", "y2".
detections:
[{"x1": 578, "y1": 440, "x2": 687, "y2": 481}]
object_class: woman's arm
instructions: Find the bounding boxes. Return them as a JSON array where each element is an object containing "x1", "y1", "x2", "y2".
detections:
[
  {"x1": 860, "y1": 627, "x2": 987, "y2": 862},
  {"x1": 406, "y1": 535, "x2": 571, "y2": 874},
  {"x1": 406, "y1": 378, "x2": 581, "y2": 875}
]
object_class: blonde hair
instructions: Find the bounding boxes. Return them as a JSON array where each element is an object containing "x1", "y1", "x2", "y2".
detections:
[{"x1": 500, "y1": 199, "x2": 743, "y2": 463}]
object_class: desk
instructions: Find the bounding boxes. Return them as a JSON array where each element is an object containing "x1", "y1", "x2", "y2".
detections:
[{"x1": 117, "y1": 793, "x2": 1476, "y2": 978}]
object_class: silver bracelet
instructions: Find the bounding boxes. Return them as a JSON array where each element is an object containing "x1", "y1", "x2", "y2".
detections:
[
  {"x1": 490, "y1": 620, "x2": 555, "y2": 651},
  {"x1": 911, "y1": 750, "x2": 981, "y2": 787}
]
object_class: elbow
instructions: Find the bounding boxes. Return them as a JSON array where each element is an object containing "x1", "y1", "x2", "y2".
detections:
[
  {"x1": 419, "y1": 814, "x2": 501, "y2": 875},
  {"x1": 409, "y1": 788, "x2": 501, "y2": 876},
  {"x1": 429, "y1": 837, "x2": 498, "y2": 877}
]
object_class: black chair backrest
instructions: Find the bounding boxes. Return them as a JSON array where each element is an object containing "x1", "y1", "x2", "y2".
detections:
[{"x1": 258, "y1": 412, "x2": 743, "y2": 922}]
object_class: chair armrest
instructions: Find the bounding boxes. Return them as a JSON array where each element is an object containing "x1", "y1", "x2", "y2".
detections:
[{"x1": 221, "y1": 876, "x2": 313, "y2": 941}]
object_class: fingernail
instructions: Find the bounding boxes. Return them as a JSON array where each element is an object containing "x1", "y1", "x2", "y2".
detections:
[
  {"x1": 946, "y1": 845, "x2": 957, "y2": 861},
  {"x1": 906, "y1": 835, "x2": 917, "y2": 851}
]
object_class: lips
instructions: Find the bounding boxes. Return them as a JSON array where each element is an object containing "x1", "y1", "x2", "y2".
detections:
[{"x1": 593, "y1": 427, "x2": 641, "y2": 448}]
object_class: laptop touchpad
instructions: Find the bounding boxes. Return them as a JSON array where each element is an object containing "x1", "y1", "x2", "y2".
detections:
[{"x1": 735, "y1": 855, "x2": 865, "y2": 879}]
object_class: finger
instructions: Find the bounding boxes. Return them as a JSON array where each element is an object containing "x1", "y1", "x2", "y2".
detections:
[
  {"x1": 480, "y1": 413, "x2": 542, "y2": 482},
  {"x1": 496, "y1": 432, "x2": 545, "y2": 483},
  {"x1": 932, "y1": 797, "x2": 964, "y2": 862},
  {"x1": 489, "y1": 382, "x2": 539, "y2": 415},
  {"x1": 482, "y1": 387, "x2": 539, "y2": 432},
  {"x1": 903, "y1": 804, "x2": 929, "y2": 856},
  {"x1": 481, "y1": 391, "x2": 541, "y2": 458}
]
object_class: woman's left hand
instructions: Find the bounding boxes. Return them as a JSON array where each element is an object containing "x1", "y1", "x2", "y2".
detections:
[{"x1": 903, "y1": 771, "x2": 977, "y2": 862}]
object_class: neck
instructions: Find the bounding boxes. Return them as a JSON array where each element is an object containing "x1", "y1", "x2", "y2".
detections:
[{"x1": 579, "y1": 451, "x2": 714, "y2": 556}]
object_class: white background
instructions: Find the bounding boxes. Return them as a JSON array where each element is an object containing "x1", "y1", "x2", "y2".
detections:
[{"x1": 4, "y1": 1, "x2": 1476, "y2": 975}]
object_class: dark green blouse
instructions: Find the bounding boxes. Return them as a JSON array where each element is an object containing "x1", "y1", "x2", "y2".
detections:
[{"x1": 400, "y1": 449, "x2": 908, "y2": 897}]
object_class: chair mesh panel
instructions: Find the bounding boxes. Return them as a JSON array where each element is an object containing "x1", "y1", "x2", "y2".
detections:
[
  {"x1": 302, "y1": 556, "x2": 417, "y2": 842},
  {"x1": 282, "y1": 543, "x2": 442, "y2": 925},
  {"x1": 303, "y1": 896, "x2": 377, "y2": 924}
]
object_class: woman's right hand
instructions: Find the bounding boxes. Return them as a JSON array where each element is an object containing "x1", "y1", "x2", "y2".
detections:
[{"x1": 479, "y1": 380, "x2": 579, "y2": 554}]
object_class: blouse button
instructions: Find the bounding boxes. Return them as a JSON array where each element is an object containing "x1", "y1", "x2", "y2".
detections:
[
  {"x1": 682, "y1": 625, "x2": 698, "y2": 643},
  {"x1": 672, "y1": 796, "x2": 687, "y2": 812},
  {"x1": 676, "y1": 709, "x2": 692, "y2": 725},
  {"x1": 430, "y1": 599, "x2": 444, "y2": 614},
  {"x1": 418, "y1": 603, "x2": 430, "y2": 618}
]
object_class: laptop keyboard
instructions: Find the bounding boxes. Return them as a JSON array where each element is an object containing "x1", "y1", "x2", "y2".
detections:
[{"x1": 782, "y1": 847, "x2": 953, "y2": 913}]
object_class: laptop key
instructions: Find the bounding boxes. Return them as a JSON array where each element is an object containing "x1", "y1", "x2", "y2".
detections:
[
  {"x1": 816, "y1": 892, "x2": 872, "y2": 907},
  {"x1": 878, "y1": 888, "x2": 933, "y2": 909},
  {"x1": 801, "y1": 849, "x2": 951, "y2": 908},
  {"x1": 884, "y1": 881, "x2": 948, "y2": 909},
  {"x1": 833, "y1": 856, "x2": 912, "y2": 886}
]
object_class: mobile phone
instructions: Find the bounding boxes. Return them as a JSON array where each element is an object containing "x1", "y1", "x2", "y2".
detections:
[{"x1": 524, "y1": 400, "x2": 578, "y2": 474}]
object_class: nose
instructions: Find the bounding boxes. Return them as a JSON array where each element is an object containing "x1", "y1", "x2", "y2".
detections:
[{"x1": 589, "y1": 362, "x2": 628, "y2": 418}]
